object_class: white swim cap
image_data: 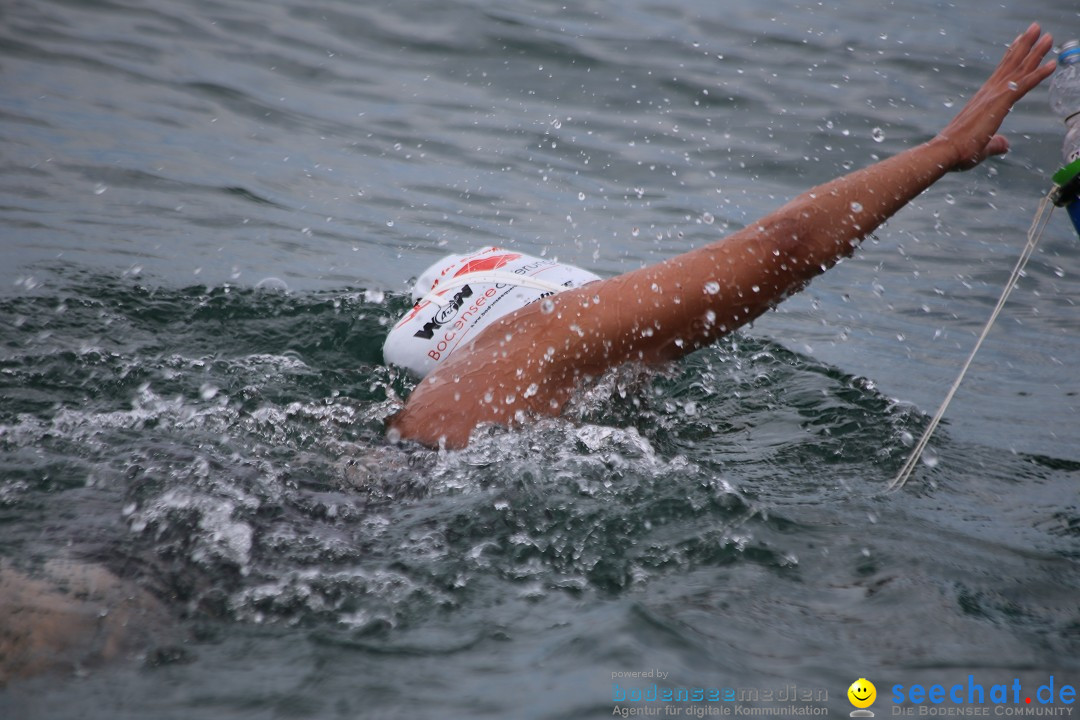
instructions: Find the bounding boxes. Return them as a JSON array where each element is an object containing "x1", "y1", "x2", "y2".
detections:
[{"x1": 383, "y1": 246, "x2": 600, "y2": 378}]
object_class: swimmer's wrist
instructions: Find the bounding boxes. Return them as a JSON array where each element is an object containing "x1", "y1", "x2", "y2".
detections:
[{"x1": 924, "y1": 135, "x2": 965, "y2": 173}]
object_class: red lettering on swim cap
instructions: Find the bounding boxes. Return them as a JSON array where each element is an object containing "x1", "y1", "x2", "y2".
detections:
[{"x1": 453, "y1": 253, "x2": 522, "y2": 278}]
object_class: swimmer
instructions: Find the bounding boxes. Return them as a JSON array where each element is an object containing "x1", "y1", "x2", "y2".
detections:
[
  {"x1": 0, "y1": 558, "x2": 174, "y2": 685},
  {"x1": 386, "y1": 24, "x2": 1057, "y2": 450}
]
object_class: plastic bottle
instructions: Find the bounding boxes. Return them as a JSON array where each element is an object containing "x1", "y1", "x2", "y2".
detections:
[
  {"x1": 1049, "y1": 40, "x2": 1080, "y2": 238},
  {"x1": 1049, "y1": 39, "x2": 1080, "y2": 165}
]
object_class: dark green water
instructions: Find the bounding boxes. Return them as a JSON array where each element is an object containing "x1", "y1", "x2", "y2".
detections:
[{"x1": 1, "y1": 0, "x2": 1079, "y2": 717}]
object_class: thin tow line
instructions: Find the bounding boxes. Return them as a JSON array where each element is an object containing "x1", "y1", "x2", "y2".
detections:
[{"x1": 884, "y1": 190, "x2": 1057, "y2": 494}]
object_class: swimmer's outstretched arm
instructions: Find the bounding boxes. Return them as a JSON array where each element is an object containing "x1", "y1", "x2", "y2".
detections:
[
  {"x1": 586, "y1": 23, "x2": 1055, "y2": 363},
  {"x1": 389, "y1": 24, "x2": 1054, "y2": 449}
]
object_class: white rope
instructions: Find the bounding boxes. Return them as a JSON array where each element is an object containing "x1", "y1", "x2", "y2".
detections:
[
  {"x1": 884, "y1": 190, "x2": 1056, "y2": 494},
  {"x1": 417, "y1": 271, "x2": 569, "y2": 308}
]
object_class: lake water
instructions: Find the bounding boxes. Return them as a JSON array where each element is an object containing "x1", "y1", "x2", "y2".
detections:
[{"x1": 1, "y1": 0, "x2": 1078, "y2": 718}]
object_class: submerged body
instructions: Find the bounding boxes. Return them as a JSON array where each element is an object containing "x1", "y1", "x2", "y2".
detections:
[{"x1": 389, "y1": 25, "x2": 1056, "y2": 450}]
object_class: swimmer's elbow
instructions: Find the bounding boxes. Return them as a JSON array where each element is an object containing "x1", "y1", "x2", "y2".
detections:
[{"x1": 764, "y1": 200, "x2": 861, "y2": 279}]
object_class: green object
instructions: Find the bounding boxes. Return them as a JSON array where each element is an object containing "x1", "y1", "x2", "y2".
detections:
[{"x1": 1051, "y1": 157, "x2": 1080, "y2": 207}]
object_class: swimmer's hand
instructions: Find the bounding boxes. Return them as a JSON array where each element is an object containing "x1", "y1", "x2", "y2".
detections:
[{"x1": 937, "y1": 22, "x2": 1055, "y2": 172}]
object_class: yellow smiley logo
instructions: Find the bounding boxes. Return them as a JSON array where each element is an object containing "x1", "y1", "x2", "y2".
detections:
[{"x1": 848, "y1": 678, "x2": 877, "y2": 709}]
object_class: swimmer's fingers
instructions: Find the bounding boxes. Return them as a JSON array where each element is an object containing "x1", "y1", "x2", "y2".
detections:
[
  {"x1": 938, "y1": 23, "x2": 1054, "y2": 171},
  {"x1": 976, "y1": 23, "x2": 1054, "y2": 111},
  {"x1": 993, "y1": 23, "x2": 1056, "y2": 96}
]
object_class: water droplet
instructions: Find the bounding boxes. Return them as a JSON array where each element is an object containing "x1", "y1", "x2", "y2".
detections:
[
  {"x1": 93, "y1": 183, "x2": 108, "y2": 195},
  {"x1": 14, "y1": 275, "x2": 40, "y2": 291},
  {"x1": 703, "y1": 281, "x2": 721, "y2": 295},
  {"x1": 871, "y1": 127, "x2": 885, "y2": 143},
  {"x1": 683, "y1": 401, "x2": 697, "y2": 416},
  {"x1": 704, "y1": 309, "x2": 717, "y2": 324},
  {"x1": 523, "y1": 383, "x2": 539, "y2": 399},
  {"x1": 631, "y1": 227, "x2": 640, "y2": 237},
  {"x1": 255, "y1": 277, "x2": 289, "y2": 292},
  {"x1": 386, "y1": 220, "x2": 395, "y2": 227},
  {"x1": 363, "y1": 288, "x2": 385, "y2": 304},
  {"x1": 943, "y1": 97, "x2": 955, "y2": 108},
  {"x1": 540, "y1": 298, "x2": 555, "y2": 314},
  {"x1": 701, "y1": 211, "x2": 715, "y2": 225},
  {"x1": 922, "y1": 452, "x2": 939, "y2": 469},
  {"x1": 200, "y1": 384, "x2": 219, "y2": 401},
  {"x1": 578, "y1": 191, "x2": 585, "y2": 201},
  {"x1": 850, "y1": 201, "x2": 863, "y2": 213},
  {"x1": 1007, "y1": 81, "x2": 1018, "y2": 91}
]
